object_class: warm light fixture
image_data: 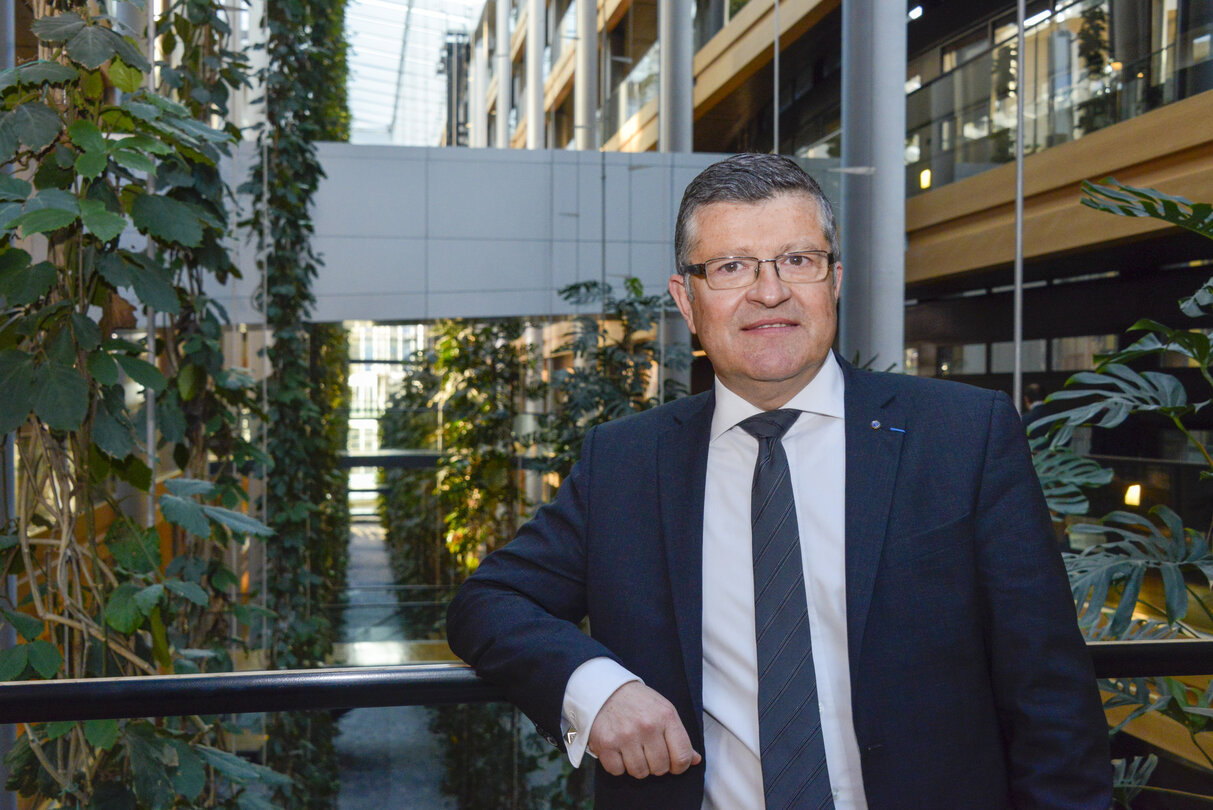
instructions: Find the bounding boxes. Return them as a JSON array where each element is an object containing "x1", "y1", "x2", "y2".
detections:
[
  {"x1": 1110, "y1": 60, "x2": 1123, "y2": 71},
  {"x1": 919, "y1": 168, "x2": 932, "y2": 189},
  {"x1": 1124, "y1": 484, "x2": 1142, "y2": 507},
  {"x1": 908, "y1": 5, "x2": 923, "y2": 21}
]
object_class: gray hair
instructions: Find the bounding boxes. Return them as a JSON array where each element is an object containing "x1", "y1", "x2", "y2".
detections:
[{"x1": 674, "y1": 153, "x2": 840, "y2": 271}]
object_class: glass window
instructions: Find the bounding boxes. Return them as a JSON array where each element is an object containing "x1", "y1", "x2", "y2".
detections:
[
  {"x1": 990, "y1": 339, "x2": 1048, "y2": 373},
  {"x1": 1051, "y1": 335, "x2": 1118, "y2": 371}
]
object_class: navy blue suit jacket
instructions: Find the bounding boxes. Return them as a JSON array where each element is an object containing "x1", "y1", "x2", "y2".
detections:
[{"x1": 447, "y1": 359, "x2": 1111, "y2": 809}]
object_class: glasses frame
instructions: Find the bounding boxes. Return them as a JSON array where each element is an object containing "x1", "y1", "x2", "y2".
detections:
[{"x1": 680, "y1": 250, "x2": 835, "y2": 290}]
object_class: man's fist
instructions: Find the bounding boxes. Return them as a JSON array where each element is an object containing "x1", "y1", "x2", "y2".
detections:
[{"x1": 587, "y1": 681, "x2": 703, "y2": 778}]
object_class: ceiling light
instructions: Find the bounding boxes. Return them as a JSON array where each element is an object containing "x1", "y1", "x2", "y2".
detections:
[{"x1": 908, "y1": 5, "x2": 923, "y2": 20}]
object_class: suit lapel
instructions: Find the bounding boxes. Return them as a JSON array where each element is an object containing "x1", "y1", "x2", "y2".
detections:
[
  {"x1": 841, "y1": 360, "x2": 906, "y2": 676},
  {"x1": 659, "y1": 389, "x2": 714, "y2": 735}
]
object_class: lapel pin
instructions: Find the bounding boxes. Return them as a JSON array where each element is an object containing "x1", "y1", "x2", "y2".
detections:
[
  {"x1": 871, "y1": 420, "x2": 906, "y2": 434},
  {"x1": 870, "y1": 420, "x2": 881, "y2": 429}
]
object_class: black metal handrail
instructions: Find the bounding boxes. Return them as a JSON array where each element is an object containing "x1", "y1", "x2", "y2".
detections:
[{"x1": 2, "y1": 641, "x2": 1212, "y2": 725}]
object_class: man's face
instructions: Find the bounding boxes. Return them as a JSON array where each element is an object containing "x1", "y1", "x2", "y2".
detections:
[{"x1": 668, "y1": 192, "x2": 842, "y2": 410}]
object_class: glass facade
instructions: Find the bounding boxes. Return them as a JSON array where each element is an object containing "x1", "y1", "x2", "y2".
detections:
[{"x1": 905, "y1": 0, "x2": 1213, "y2": 196}]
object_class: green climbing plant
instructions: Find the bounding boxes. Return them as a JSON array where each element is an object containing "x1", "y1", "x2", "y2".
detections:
[
  {"x1": 0, "y1": 0, "x2": 287, "y2": 803},
  {"x1": 243, "y1": 0, "x2": 350, "y2": 798}
]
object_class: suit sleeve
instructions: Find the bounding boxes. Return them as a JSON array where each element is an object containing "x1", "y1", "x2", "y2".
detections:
[
  {"x1": 446, "y1": 426, "x2": 622, "y2": 746},
  {"x1": 975, "y1": 392, "x2": 1112, "y2": 808}
]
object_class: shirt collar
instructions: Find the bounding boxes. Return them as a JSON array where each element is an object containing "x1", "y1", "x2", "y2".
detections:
[{"x1": 709, "y1": 351, "x2": 845, "y2": 442}]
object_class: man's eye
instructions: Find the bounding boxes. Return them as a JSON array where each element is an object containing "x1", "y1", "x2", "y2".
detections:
[
  {"x1": 714, "y1": 261, "x2": 745, "y2": 274},
  {"x1": 782, "y1": 254, "x2": 808, "y2": 267}
]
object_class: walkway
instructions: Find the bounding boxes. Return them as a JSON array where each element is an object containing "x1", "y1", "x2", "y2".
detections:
[{"x1": 334, "y1": 521, "x2": 454, "y2": 809}]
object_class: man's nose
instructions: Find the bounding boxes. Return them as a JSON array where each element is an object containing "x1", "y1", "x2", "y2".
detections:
[{"x1": 748, "y1": 260, "x2": 791, "y2": 304}]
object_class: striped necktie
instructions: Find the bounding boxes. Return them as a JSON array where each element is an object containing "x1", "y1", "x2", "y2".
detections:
[{"x1": 739, "y1": 409, "x2": 834, "y2": 809}]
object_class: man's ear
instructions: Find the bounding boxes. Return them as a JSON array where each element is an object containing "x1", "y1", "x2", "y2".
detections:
[
  {"x1": 668, "y1": 274, "x2": 697, "y2": 334},
  {"x1": 832, "y1": 262, "x2": 843, "y2": 303}
]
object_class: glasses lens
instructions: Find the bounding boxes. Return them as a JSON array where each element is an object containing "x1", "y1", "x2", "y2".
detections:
[
  {"x1": 703, "y1": 257, "x2": 758, "y2": 289},
  {"x1": 776, "y1": 252, "x2": 829, "y2": 283}
]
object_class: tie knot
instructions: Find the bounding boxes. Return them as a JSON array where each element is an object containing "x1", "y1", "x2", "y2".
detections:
[{"x1": 738, "y1": 409, "x2": 800, "y2": 442}]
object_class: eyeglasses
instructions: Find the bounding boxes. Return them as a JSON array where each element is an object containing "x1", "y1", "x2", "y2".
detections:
[{"x1": 680, "y1": 250, "x2": 834, "y2": 290}]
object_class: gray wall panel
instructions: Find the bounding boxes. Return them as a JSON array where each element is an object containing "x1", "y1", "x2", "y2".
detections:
[{"x1": 214, "y1": 146, "x2": 840, "y2": 324}]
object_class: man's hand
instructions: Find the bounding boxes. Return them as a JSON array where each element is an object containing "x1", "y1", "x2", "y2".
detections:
[{"x1": 587, "y1": 681, "x2": 703, "y2": 778}]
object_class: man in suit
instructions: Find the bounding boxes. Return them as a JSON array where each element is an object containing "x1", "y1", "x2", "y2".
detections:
[{"x1": 447, "y1": 153, "x2": 1110, "y2": 809}]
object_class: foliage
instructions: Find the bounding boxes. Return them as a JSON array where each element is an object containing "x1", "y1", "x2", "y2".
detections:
[
  {"x1": 1034, "y1": 178, "x2": 1213, "y2": 793},
  {"x1": 379, "y1": 349, "x2": 445, "y2": 589},
  {"x1": 541, "y1": 278, "x2": 689, "y2": 478},
  {"x1": 0, "y1": 0, "x2": 290, "y2": 803},
  {"x1": 433, "y1": 319, "x2": 537, "y2": 566},
  {"x1": 242, "y1": 0, "x2": 350, "y2": 796}
]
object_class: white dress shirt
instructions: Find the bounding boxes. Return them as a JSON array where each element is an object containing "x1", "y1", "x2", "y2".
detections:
[{"x1": 561, "y1": 353, "x2": 867, "y2": 809}]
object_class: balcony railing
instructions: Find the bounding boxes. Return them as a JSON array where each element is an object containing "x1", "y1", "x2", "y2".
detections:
[
  {"x1": 3, "y1": 641, "x2": 1212, "y2": 724},
  {"x1": 905, "y1": 0, "x2": 1213, "y2": 197},
  {"x1": 600, "y1": 40, "x2": 660, "y2": 144}
]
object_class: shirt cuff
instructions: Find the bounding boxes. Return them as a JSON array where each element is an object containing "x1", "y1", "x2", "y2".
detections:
[{"x1": 560, "y1": 657, "x2": 642, "y2": 767}]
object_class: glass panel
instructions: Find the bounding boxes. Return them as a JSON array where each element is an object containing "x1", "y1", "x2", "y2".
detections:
[
  {"x1": 1051, "y1": 334, "x2": 1118, "y2": 371},
  {"x1": 990, "y1": 339, "x2": 1048, "y2": 373},
  {"x1": 905, "y1": 0, "x2": 1213, "y2": 197},
  {"x1": 600, "y1": 39, "x2": 660, "y2": 143}
]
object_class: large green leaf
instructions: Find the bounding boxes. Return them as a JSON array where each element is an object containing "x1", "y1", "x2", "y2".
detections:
[
  {"x1": 84, "y1": 718, "x2": 120, "y2": 750},
  {"x1": 15, "y1": 207, "x2": 78, "y2": 238},
  {"x1": 0, "y1": 645, "x2": 28, "y2": 681},
  {"x1": 0, "y1": 173, "x2": 32, "y2": 202},
  {"x1": 109, "y1": 57, "x2": 143, "y2": 93},
  {"x1": 32, "y1": 361, "x2": 88, "y2": 431},
  {"x1": 111, "y1": 148, "x2": 156, "y2": 175},
  {"x1": 30, "y1": 12, "x2": 85, "y2": 42},
  {"x1": 163, "y1": 477, "x2": 214, "y2": 497},
  {"x1": 104, "y1": 583, "x2": 142, "y2": 633},
  {"x1": 159, "y1": 494, "x2": 210, "y2": 537},
  {"x1": 124, "y1": 723, "x2": 175, "y2": 809},
  {"x1": 1082, "y1": 178, "x2": 1213, "y2": 240},
  {"x1": 166, "y1": 739, "x2": 206, "y2": 801},
  {"x1": 115, "y1": 354, "x2": 167, "y2": 392},
  {"x1": 80, "y1": 199, "x2": 127, "y2": 241},
  {"x1": 8, "y1": 102, "x2": 62, "y2": 151},
  {"x1": 0, "y1": 351, "x2": 35, "y2": 434},
  {"x1": 66, "y1": 26, "x2": 121, "y2": 70},
  {"x1": 133, "y1": 583, "x2": 164, "y2": 615},
  {"x1": 1, "y1": 260, "x2": 56, "y2": 306},
  {"x1": 93, "y1": 403, "x2": 134, "y2": 458},
  {"x1": 202, "y1": 504, "x2": 273, "y2": 537},
  {"x1": 130, "y1": 193, "x2": 203, "y2": 247},
  {"x1": 10, "y1": 60, "x2": 78, "y2": 87},
  {"x1": 2, "y1": 609, "x2": 44, "y2": 642},
  {"x1": 68, "y1": 119, "x2": 106, "y2": 153},
  {"x1": 96, "y1": 252, "x2": 180, "y2": 314},
  {"x1": 164, "y1": 579, "x2": 208, "y2": 606},
  {"x1": 196, "y1": 746, "x2": 291, "y2": 786},
  {"x1": 26, "y1": 639, "x2": 62, "y2": 678},
  {"x1": 75, "y1": 149, "x2": 108, "y2": 180},
  {"x1": 26, "y1": 188, "x2": 80, "y2": 214},
  {"x1": 87, "y1": 350, "x2": 120, "y2": 385}
]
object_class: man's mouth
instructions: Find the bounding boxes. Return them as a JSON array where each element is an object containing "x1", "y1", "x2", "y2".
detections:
[{"x1": 743, "y1": 320, "x2": 797, "y2": 331}]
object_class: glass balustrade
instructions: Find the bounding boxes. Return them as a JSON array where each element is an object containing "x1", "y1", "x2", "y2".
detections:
[
  {"x1": 549, "y1": 2, "x2": 577, "y2": 67},
  {"x1": 906, "y1": 0, "x2": 1213, "y2": 197},
  {"x1": 600, "y1": 40, "x2": 660, "y2": 144}
]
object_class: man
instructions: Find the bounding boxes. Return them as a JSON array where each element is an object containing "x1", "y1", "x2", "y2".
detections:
[{"x1": 447, "y1": 154, "x2": 1110, "y2": 809}]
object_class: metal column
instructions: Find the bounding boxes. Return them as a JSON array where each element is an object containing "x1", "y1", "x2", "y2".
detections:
[
  {"x1": 472, "y1": 34, "x2": 489, "y2": 147},
  {"x1": 574, "y1": 0, "x2": 597, "y2": 149},
  {"x1": 838, "y1": 0, "x2": 906, "y2": 371},
  {"x1": 526, "y1": 0, "x2": 545, "y2": 148},
  {"x1": 658, "y1": 0, "x2": 693, "y2": 152},
  {"x1": 495, "y1": 0, "x2": 511, "y2": 148}
]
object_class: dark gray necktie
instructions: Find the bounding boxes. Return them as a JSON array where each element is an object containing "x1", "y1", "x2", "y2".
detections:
[{"x1": 739, "y1": 409, "x2": 834, "y2": 809}]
